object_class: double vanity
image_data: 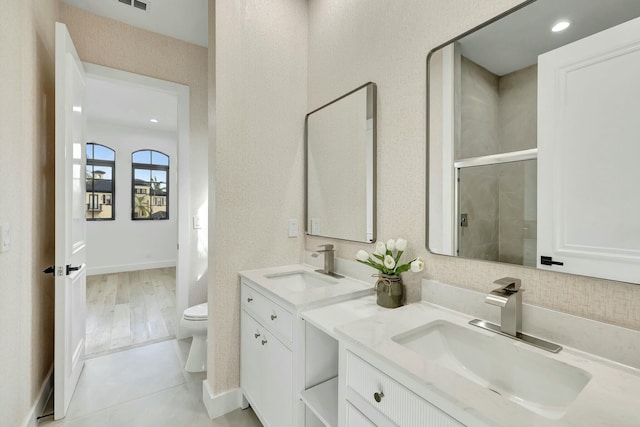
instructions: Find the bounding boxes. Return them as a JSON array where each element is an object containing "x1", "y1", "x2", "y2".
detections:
[{"x1": 239, "y1": 263, "x2": 640, "y2": 427}]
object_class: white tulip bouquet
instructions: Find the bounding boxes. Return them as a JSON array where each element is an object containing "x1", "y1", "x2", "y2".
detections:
[{"x1": 356, "y1": 238, "x2": 424, "y2": 276}]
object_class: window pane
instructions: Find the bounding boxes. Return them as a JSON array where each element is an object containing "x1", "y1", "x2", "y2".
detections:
[
  {"x1": 132, "y1": 150, "x2": 151, "y2": 164},
  {"x1": 151, "y1": 170, "x2": 167, "y2": 183},
  {"x1": 86, "y1": 165, "x2": 94, "y2": 186},
  {"x1": 132, "y1": 153, "x2": 169, "y2": 220},
  {"x1": 151, "y1": 151, "x2": 169, "y2": 166},
  {"x1": 86, "y1": 144, "x2": 115, "y2": 221},
  {"x1": 134, "y1": 168, "x2": 151, "y2": 183},
  {"x1": 93, "y1": 144, "x2": 115, "y2": 161}
]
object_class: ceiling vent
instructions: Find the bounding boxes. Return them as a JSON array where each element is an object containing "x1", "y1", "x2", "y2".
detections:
[
  {"x1": 116, "y1": 0, "x2": 151, "y2": 12},
  {"x1": 133, "y1": 0, "x2": 147, "y2": 11}
]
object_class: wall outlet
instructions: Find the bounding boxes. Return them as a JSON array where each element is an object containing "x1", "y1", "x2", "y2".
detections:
[
  {"x1": 288, "y1": 219, "x2": 298, "y2": 237},
  {"x1": 193, "y1": 215, "x2": 202, "y2": 229}
]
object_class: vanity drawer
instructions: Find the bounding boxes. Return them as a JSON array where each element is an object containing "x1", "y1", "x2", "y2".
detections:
[
  {"x1": 345, "y1": 351, "x2": 465, "y2": 427},
  {"x1": 241, "y1": 282, "x2": 293, "y2": 343}
]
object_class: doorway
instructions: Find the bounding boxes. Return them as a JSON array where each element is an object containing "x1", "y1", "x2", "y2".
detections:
[{"x1": 83, "y1": 64, "x2": 190, "y2": 356}]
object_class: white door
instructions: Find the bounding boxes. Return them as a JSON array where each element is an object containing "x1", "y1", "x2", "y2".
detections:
[
  {"x1": 537, "y1": 17, "x2": 640, "y2": 283},
  {"x1": 54, "y1": 22, "x2": 87, "y2": 419}
]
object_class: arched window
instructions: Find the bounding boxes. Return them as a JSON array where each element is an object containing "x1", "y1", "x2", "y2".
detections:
[
  {"x1": 131, "y1": 150, "x2": 169, "y2": 220},
  {"x1": 86, "y1": 143, "x2": 115, "y2": 220}
]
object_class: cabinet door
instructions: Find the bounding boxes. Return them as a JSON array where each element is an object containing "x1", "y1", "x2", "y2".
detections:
[
  {"x1": 264, "y1": 330, "x2": 293, "y2": 427},
  {"x1": 241, "y1": 311, "x2": 263, "y2": 408}
]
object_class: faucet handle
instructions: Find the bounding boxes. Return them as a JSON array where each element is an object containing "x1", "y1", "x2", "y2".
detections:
[
  {"x1": 317, "y1": 244, "x2": 334, "y2": 252},
  {"x1": 493, "y1": 277, "x2": 521, "y2": 292}
]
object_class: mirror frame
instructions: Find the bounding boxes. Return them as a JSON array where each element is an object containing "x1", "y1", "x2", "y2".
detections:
[
  {"x1": 425, "y1": 0, "x2": 538, "y2": 258},
  {"x1": 305, "y1": 82, "x2": 377, "y2": 243}
]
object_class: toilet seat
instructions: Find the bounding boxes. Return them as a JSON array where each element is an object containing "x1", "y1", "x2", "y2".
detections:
[{"x1": 183, "y1": 302, "x2": 208, "y2": 321}]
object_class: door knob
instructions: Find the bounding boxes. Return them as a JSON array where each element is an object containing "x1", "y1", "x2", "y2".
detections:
[
  {"x1": 374, "y1": 391, "x2": 384, "y2": 402},
  {"x1": 247, "y1": 297, "x2": 253, "y2": 302},
  {"x1": 271, "y1": 314, "x2": 277, "y2": 320}
]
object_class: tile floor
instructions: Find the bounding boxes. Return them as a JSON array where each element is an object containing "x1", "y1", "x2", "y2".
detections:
[
  {"x1": 40, "y1": 339, "x2": 262, "y2": 427},
  {"x1": 86, "y1": 268, "x2": 177, "y2": 356}
]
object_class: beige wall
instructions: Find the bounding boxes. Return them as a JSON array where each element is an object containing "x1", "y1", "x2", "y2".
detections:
[
  {"x1": 208, "y1": 0, "x2": 307, "y2": 394},
  {"x1": 60, "y1": 4, "x2": 209, "y2": 305},
  {"x1": 307, "y1": 0, "x2": 640, "y2": 331},
  {"x1": 0, "y1": 0, "x2": 59, "y2": 424}
]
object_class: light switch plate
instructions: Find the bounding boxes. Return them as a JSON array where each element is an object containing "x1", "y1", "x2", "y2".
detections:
[
  {"x1": 288, "y1": 219, "x2": 298, "y2": 237},
  {"x1": 193, "y1": 216, "x2": 202, "y2": 229},
  {"x1": 1, "y1": 223, "x2": 10, "y2": 253}
]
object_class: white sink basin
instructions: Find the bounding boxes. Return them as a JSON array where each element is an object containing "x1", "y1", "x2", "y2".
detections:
[
  {"x1": 264, "y1": 270, "x2": 338, "y2": 292},
  {"x1": 392, "y1": 320, "x2": 592, "y2": 419}
]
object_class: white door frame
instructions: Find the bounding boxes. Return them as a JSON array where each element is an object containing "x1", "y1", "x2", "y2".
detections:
[{"x1": 82, "y1": 63, "x2": 191, "y2": 321}]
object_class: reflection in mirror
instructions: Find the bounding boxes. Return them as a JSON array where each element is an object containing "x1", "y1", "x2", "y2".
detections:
[
  {"x1": 458, "y1": 159, "x2": 537, "y2": 266},
  {"x1": 428, "y1": 0, "x2": 640, "y2": 282},
  {"x1": 306, "y1": 83, "x2": 376, "y2": 243}
]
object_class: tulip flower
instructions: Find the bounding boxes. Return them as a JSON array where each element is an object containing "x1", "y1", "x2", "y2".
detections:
[
  {"x1": 386, "y1": 239, "x2": 396, "y2": 251},
  {"x1": 384, "y1": 255, "x2": 396, "y2": 270},
  {"x1": 354, "y1": 238, "x2": 424, "y2": 276},
  {"x1": 410, "y1": 258, "x2": 424, "y2": 272},
  {"x1": 356, "y1": 250, "x2": 370, "y2": 262}
]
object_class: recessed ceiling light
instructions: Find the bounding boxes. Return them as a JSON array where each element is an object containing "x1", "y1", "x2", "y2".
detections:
[
  {"x1": 150, "y1": 119, "x2": 159, "y2": 123},
  {"x1": 552, "y1": 20, "x2": 571, "y2": 33}
]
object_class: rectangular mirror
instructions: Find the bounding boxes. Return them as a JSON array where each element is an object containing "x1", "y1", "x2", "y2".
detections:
[
  {"x1": 428, "y1": 0, "x2": 640, "y2": 283},
  {"x1": 306, "y1": 83, "x2": 376, "y2": 243}
]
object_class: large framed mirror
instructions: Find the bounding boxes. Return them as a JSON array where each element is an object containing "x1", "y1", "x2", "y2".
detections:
[
  {"x1": 427, "y1": 0, "x2": 640, "y2": 283},
  {"x1": 306, "y1": 83, "x2": 377, "y2": 243}
]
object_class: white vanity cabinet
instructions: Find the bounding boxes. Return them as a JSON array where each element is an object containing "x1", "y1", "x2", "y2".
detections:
[
  {"x1": 340, "y1": 348, "x2": 466, "y2": 427},
  {"x1": 241, "y1": 280, "x2": 294, "y2": 427},
  {"x1": 239, "y1": 265, "x2": 374, "y2": 427}
]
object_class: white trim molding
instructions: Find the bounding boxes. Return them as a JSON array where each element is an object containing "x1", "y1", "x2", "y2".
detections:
[
  {"x1": 202, "y1": 381, "x2": 244, "y2": 419},
  {"x1": 87, "y1": 260, "x2": 176, "y2": 276},
  {"x1": 23, "y1": 366, "x2": 53, "y2": 427}
]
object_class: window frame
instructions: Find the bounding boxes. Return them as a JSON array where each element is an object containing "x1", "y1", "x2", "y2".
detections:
[
  {"x1": 86, "y1": 142, "x2": 116, "y2": 221},
  {"x1": 131, "y1": 150, "x2": 170, "y2": 221}
]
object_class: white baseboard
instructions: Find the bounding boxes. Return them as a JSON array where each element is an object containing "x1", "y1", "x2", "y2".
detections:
[
  {"x1": 23, "y1": 366, "x2": 53, "y2": 427},
  {"x1": 202, "y1": 380, "x2": 243, "y2": 419},
  {"x1": 87, "y1": 260, "x2": 176, "y2": 276}
]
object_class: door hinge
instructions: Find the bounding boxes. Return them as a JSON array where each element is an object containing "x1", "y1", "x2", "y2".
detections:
[{"x1": 540, "y1": 256, "x2": 564, "y2": 266}]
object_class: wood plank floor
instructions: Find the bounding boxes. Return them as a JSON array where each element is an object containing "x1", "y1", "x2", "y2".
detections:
[{"x1": 86, "y1": 267, "x2": 176, "y2": 356}]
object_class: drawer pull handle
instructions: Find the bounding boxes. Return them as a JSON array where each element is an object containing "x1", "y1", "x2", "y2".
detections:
[
  {"x1": 271, "y1": 314, "x2": 277, "y2": 320},
  {"x1": 261, "y1": 339, "x2": 268, "y2": 346},
  {"x1": 374, "y1": 391, "x2": 384, "y2": 403},
  {"x1": 254, "y1": 332, "x2": 260, "y2": 339},
  {"x1": 247, "y1": 297, "x2": 253, "y2": 302}
]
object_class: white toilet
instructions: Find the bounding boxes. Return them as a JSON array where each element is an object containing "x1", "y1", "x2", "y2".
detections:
[{"x1": 180, "y1": 302, "x2": 208, "y2": 372}]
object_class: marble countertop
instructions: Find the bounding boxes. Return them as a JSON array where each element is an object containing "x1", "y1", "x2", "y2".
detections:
[
  {"x1": 335, "y1": 301, "x2": 640, "y2": 427},
  {"x1": 239, "y1": 264, "x2": 373, "y2": 311}
]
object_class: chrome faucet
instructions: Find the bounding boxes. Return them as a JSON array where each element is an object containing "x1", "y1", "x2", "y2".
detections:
[
  {"x1": 485, "y1": 277, "x2": 522, "y2": 336},
  {"x1": 469, "y1": 277, "x2": 563, "y2": 353},
  {"x1": 311, "y1": 244, "x2": 343, "y2": 278}
]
